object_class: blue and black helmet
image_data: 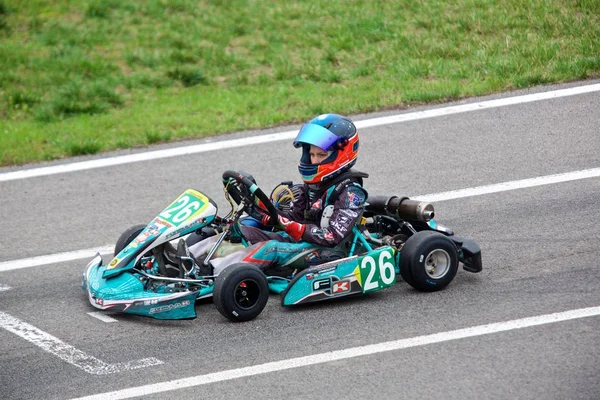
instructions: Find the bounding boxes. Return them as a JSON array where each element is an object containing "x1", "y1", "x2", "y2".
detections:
[{"x1": 293, "y1": 114, "x2": 359, "y2": 184}]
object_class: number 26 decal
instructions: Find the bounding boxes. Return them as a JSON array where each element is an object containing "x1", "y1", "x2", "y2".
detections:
[
  {"x1": 159, "y1": 195, "x2": 201, "y2": 226},
  {"x1": 360, "y1": 249, "x2": 396, "y2": 293}
]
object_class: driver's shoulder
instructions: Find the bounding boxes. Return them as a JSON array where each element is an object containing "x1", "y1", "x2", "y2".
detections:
[{"x1": 324, "y1": 178, "x2": 368, "y2": 209}]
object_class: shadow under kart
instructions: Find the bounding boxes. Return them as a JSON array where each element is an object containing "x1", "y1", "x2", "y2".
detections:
[{"x1": 82, "y1": 170, "x2": 482, "y2": 322}]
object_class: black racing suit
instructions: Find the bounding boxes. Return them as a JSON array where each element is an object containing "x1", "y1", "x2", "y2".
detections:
[{"x1": 237, "y1": 170, "x2": 369, "y2": 275}]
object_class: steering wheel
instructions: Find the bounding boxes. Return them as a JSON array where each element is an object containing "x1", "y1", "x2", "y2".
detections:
[{"x1": 222, "y1": 170, "x2": 280, "y2": 225}]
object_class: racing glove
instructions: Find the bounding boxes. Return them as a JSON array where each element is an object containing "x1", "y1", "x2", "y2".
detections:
[
  {"x1": 257, "y1": 213, "x2": 305, "y2": 242},
  {"x1": 246, "y1": 198, "x2": 270, "y2": 222}
]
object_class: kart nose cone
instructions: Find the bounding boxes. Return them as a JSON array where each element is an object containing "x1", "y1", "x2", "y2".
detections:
[
  {"x1": 82, "y1": 254, "x2": 199, "y2": 320},
  {"x1": 85, "y1": 261, "x2": 145, "y2": 304},
  {"x1": 82, "y1": 253, "x2": 103, "y2": 291}
]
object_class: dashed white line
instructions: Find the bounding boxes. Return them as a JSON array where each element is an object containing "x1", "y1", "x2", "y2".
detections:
[
  {"x1": 413, "y1": 167, "x2": 600, "y2": 202},
  {"x1": 0, "y1": 311, "x2": 163, "y2": 375},
  {"x1": 1, "y1": 83, "x2": 599, "y2": 183},
  {"x1": 87, "y1": 312, "x2": 119, "y2": 323},
  {"x1": 0, "y1": 246, "x2": 112, "y2": 272},
  {"x1": 0, "y1": 283, "x2": 12, "y2": 291},
  {"x1": 70, "y1": 305, "x2": 600, "y2": 399}
]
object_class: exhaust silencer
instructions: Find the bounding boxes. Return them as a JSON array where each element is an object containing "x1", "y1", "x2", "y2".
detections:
[{"x1": 366, "y1": 195, "x2": 435, "y2": 222}]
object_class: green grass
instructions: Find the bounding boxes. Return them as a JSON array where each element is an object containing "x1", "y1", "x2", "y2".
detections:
[{"x1": 1, "y1": 0, "x2": 599, "y2": 166}]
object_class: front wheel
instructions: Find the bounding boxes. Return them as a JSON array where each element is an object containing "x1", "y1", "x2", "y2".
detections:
[
  {"x1": 114, "y1": 224, "x2": 147, "y2": 256},
  {"x1": 400, "y1": 231, "x2": 459, "y2": 292},
  {"x1": 114, "y1": 224, "x2": 179, "y2": 277},
  {"x1": 213, "y1": 263, "x2": 269, "y2": 322}
]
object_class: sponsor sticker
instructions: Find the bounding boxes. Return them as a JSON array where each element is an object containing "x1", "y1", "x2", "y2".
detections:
[
  {"x1": 153, "y1": 218, "x2": 174, "y2": 228},
  {"x1": 149, "y1": 300, "x2": 191, "y2": 314},
  {"x1": 315, "y1": 266, "x2": 336, "y2": 274},
  {"x1": 332, "y1": 280, "x2": 350, "y2": 294},
  {"x1": 312, "y1": 279, "x2": 331, "y2": 291}
]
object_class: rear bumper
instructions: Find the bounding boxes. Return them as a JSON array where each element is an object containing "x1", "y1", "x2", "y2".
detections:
[{"x1": 450, "y1": 237, "x2": 483, "y2": 273}]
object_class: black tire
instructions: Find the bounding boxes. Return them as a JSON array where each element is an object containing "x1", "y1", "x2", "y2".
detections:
[
  {"x1": 399, "y1": 251, "x2": 417, "y2": 288},
  {"x1": 114, "y1": 224, "x2": 147, "y2": 256},
  {"x1": 400, "y1": 231, "x2": 459, "y2": 292},
  {"x1": 114, "y1": 223, "x2": 180, "y2": 277},
  {"x1": 213, "y1": 263, "x2": 269, "y2": 322}
]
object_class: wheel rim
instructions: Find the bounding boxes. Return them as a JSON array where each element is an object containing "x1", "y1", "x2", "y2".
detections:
[
  {"x1": 424, "y1": 249, "x2": 451, "y2": 279},
  {"x1": 233, "y1": 279, "x2": 261, "y2": 310}
]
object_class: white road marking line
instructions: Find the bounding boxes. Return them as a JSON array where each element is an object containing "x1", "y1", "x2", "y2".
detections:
[
  {"x1": 1, "y1": 167, "x2": 599, "y2": 272},
  {"x1": 413, "y1": 167, "x2": 600, "y2": 202},
  {"x1": 70, "y1": 305, "x2": 600, "y2": 400},
  {"x1": 87, "y1": 312, "x2": 118, "y2": 323},
  {"x1": 1, "y1": 83, "x2": 599, "y2": 183},
  {"x1": 0, "y1": 283, "x2": 12, "y2": 291},
  {"x1": 0, "y1": 246, "x2": 112, "y2": 272},
  {"x1": 356, "y1": 83, "x2": 600, "y2": 128},
  {"x1": 0, "y1": 311, "x2": 163, "y2": 375}
]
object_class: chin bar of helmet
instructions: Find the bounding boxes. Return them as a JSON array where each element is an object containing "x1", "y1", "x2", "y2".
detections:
[{"x1": 365, "y1": 195, "x2": 435, "y2": 222}]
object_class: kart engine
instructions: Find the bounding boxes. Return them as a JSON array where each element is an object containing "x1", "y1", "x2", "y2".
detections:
[{"x1": 365, "y1": 195, "x2": 434, "y2": 222}]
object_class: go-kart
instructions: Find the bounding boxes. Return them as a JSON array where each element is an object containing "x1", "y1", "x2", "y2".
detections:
[{"x1": 82, "y1": 170, "x2": 482, "y2": 322}]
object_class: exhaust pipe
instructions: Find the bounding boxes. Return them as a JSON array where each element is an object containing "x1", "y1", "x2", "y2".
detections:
[{"x1": 366, "y1": 195, "x2": 435, "y2": 222}]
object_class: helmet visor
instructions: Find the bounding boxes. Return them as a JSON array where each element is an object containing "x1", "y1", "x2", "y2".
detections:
[{"x1": 293, "y1": 124, "x2": 340, "y2": 151}]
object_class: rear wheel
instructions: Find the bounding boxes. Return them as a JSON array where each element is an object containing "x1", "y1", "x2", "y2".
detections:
[
  {"x1": 400, "y1": 231, "x2": 458, "y2": 292},
  {"x1": 213, "y1": 263, "x2": 269, "y2": 322}
]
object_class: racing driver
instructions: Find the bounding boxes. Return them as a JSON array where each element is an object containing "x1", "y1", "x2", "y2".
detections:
[{"x1": 182, "y1": 113, "x2": 369, "y2": 278}]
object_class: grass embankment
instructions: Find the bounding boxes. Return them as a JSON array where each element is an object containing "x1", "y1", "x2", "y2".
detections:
[{"x1": 1, "y1": 0, "x2": 599, "y2": 166}]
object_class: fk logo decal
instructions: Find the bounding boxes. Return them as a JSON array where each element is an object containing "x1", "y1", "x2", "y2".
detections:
[{"x1": 332, "y1": 281, "x2": 350, "y2": 293}]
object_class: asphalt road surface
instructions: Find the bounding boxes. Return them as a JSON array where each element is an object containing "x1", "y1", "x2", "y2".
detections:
[{"x1": 1, "y1": 80, "x2": 599, "y2": 400}]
